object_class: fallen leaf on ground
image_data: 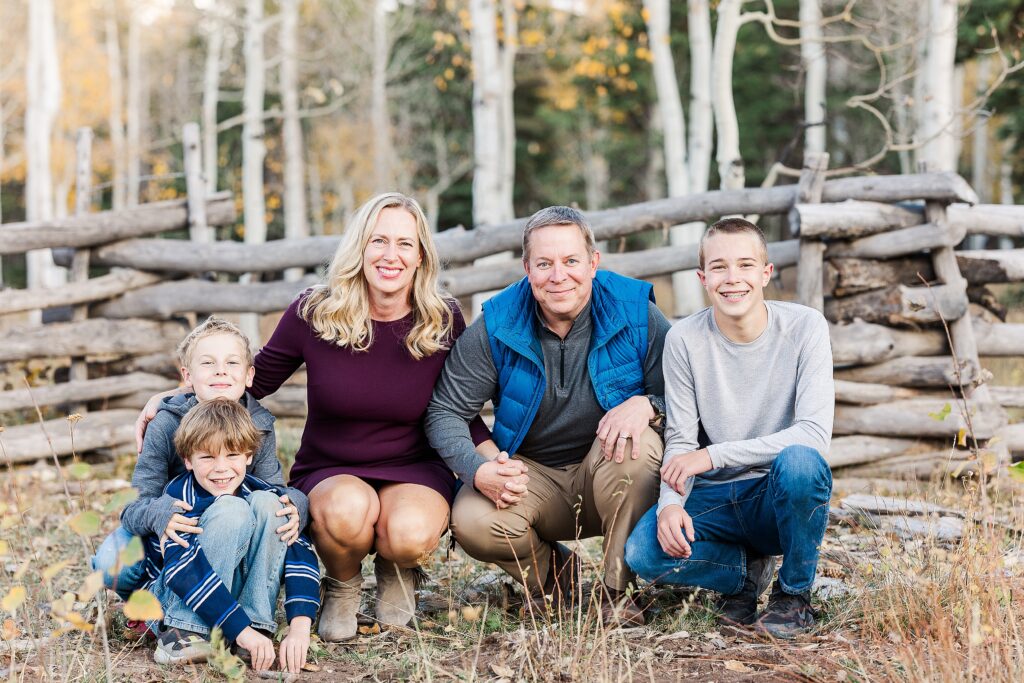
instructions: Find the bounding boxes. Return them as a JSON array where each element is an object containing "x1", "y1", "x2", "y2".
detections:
[
  {"x1": 490, "y1": 663, "x2": 515, "y2": 678},
  {"x1": 358, "y1": 623, "x2": 381, "y2": 635},
  {"x1": 724, "y1": 660, "x2": 754, "y2": 673}
]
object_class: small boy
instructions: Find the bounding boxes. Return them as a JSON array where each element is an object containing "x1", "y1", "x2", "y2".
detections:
[
  {"x1": 138, "y1": 399, "x2": 320, "y2": 672},
  {"x1": 624, "y1": 218, "x2": 834, "y2": 638},
  {"x1": 91, "y1": 318, "x2": 308, "y2": 615}
]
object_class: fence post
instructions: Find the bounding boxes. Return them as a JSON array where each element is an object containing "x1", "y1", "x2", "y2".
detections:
[
  {"x1": 794, "y1": 152, "x2": 829, "y2": 311},
  {"x1": 69, "y1": 127, "x2": 93, "y2": 413},
  {"x1": 183, "y1": 122, "x2": 210, "y2": 243}
]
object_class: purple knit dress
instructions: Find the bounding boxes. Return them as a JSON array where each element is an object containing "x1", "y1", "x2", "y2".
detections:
[{"x1": 249, "y1": 295, "x2": 487, "y2": 506}]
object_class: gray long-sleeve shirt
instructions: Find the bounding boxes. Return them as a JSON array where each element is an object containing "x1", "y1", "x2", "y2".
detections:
[
  {"x1": 426, "y1": 300, "x2": 671, "y2": 486},
  {"x1": 120, "y1": 392, "x2": 309, "y2": 537},
  {"x1": 658, "y1": 300, "x2": 834, "y2": 514}
]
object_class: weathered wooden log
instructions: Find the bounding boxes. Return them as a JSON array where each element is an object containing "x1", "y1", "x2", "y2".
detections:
[
  {"x1": 0, "y1": 192, "x2": 236, "y2": 255},
  {"x1": 0, "y1": 373, "x2": 175, "y2": 412},
  {"x1": 105, "y1": 352, "x2": 180, "y2": 378},
  {"x1": 818, "y1": 172, "x2": 977, "y2": 205},
  {"x1": 995, "y1": 423, "x2": 1024, "y2": 454},
  {"x1": 0, "y1": 319, "x2": 189, "y2": 363},
  {"x1": 829, "y1": 320, "x2": 946, "y2": 366},
  {"x1": 794, "y1": 200, "x2": 924, "y2": 239},
  {"x1": 78, "y1": 236, "x2": 341, "y2": 273},
  {"x1": 834, "y1": 398, "x2": 1002, "y2": 439},
  {"x1": 94, "y1": 276, "x2": 319, "y2": 319},
  {"x1": 957, "y1": 249, "x2": 1024, "y2": 283},
  {"x1": 0, "y1": 269, "x2": 163, "y2": 315},
  {"x1": 825, "y1": 282, "x2": 967, "y2": 326},
  {"x1": 967, "y1": 285, "x2": 1006, "y2": 322},
  {"x1": 840, "y1": 451, "x2": 987, "y2": 481},
  {"x1": 834, "y1": 356, "x2": 975, "y2": 388},
  {"x1": 0, "y1": 410, "x2": 138, "y2": 462},
  {"x1": 988, "y1": 386, "x2": 1024, "y2": 408},
  {"x1": 826, "y1": 435, "x2": 934, "y2": 468},
  {"x1": 826, "y1": 222, "x2": 960, "y2": 260},
  {"x1": 834, "y1": 380, "x2": 924, "y2": 405},
  {"x1": 258, "y1": 385, "x2": 307, "y2": 418},
  {"x1": 825, "y1": 257, "x2": 935, "y2": 297},
  {"x1": 439, "y1": 172, "x2": 977, "y2": 263},
  {"x1": 793, "y1": 152, "x2": 829, "y2": 311},
  {"x1": 974, "y1": 320, "x2": 1024, "y2": 356},
  {"x1": 949, "y1": 202, "x2": 1024, "y2": 237}
]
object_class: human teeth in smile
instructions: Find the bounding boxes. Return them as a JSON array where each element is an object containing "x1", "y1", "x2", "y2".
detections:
[
  {"x1": 722, "y1": 291, "x2": 747, "y2": 300},
  {"x1": 377, "y1": 267, "x2": 400, "y2": 277}
]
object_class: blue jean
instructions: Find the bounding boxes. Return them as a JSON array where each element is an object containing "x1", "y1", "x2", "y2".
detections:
[
  {"x1": 92, "y1": 525, "x2": 147, "y2": 601},
  {"x1": 625, "y1": 445, "x2": 832, "y2": 595},
  {"x1": 153, "y1": 491, "x2": 288, "y2": 636}
]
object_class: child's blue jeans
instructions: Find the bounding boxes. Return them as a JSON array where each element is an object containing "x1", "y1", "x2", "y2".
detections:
[
  {"x1": 92, "y1": 525, "x2": 147, "y2": 601},
  {"x1": 625, "y1": 445, "x2": 832, "y2": 596},
  {"x1": 152, "y1": 490, "x2": 288, "y2": 636}
]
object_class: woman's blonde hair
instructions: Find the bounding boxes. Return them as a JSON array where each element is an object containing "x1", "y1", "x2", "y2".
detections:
[{"x1": 299, "y1": 192, "x2": 454, "y2": 360}]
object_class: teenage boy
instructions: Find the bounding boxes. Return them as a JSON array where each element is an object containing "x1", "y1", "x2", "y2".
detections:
[
  {"x1": 140, "y1": 399, "x2": 320, "y2": 672},
  {"x1": 90, "y1": 319, "x2": 308, "y2": 618},
  {"x1": 624, "y1": 217, "x2": 834, "y2": 638}
]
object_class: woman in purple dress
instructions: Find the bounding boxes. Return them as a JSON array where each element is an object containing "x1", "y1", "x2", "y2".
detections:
[
  {"x1": 249, "y1": 193, "x2": 490, "y2": 640},
  {"x1": 135, "y1": 193, "x2": 491, "y2": 641}
]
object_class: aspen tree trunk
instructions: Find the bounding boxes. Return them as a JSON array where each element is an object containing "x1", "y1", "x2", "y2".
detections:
[
  {"x1": 800, "y1": 0, "x2": 826, "y2": 154},
  {"x1": 966, "y1": 56, "x2": 990, "y2": 249},
  {"x1": 999, "y1": 135, "x2": 1016, "y2": 249},
  {"x1": 371, "y1": 0, "x2": 393, "y2": 192},
  {"x1": 308, "y1": 149, "x2": 325, "y2": 236},
  {"x1": 202, "y1": 5, "x2": 224, "y2": 196},
  {"x1": 281, "y1": 0, "x2": 307, "y2": 281},
  {"x1": 105, "y1": 1, "x2": 126, "y2": 210},
  {"x1": 25, "y1": 0, "x2": 65, "y2": 310},
  {"x1": 499, "y1": 0, "x2": 517, "y2": 217},
  {"x1": 916, "y1": 0, "x2": 958, "y2": 172},
  {"x1": 470, "y1": 0, "x2": 516, "y2": 314},
  {"x1": 579, "y1": 110, "x2": 608, "y2": 212},
  {"x1": 712, "y1": 0, "x2": 745, "y2": 190},
  {"x1": 687, "y1": 0, "x2": 713, "y2": 194},
  {"x1": 241, "y1": 0, "x2": 267, "y2": 341},
  {"x1": 645, "y1": 0, "x2": 703, "y2": 315},
  {"x1": 126, "y1": 7, "x2": 142, "y2": 205}
]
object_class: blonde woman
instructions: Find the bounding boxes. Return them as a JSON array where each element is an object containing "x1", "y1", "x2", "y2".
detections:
[{"x1": 135, "y1": 193, "x2": 490, "y2": 641}]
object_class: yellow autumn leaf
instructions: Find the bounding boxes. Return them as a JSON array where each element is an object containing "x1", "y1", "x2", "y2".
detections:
[
  {"x1": 0, "y1": 539, "x2": 9, "y2": 556},
  {"x1": 123, "y1": 589, "x2": 163, "y2": 622},
  {"x1": 62, "y1": 611, "x2": 94, "y2": 632},
  {"x1": 1, "y1": 618, "x2": 19, "y2": 639},
  {"x1": 117, "y1": 536, "x2": 144, "y2": 568},
  {"x1": 2, "y1": 586, "x2": 26, "y2": 613},
  {"x1": 461, "y1": 605, "x2": 482, "y2": 622},
  {"x1": 69, "y1": 510, "x2": 101, "y2": 536},
  {"x1": 42, "y1": 559, "x2": 71, "y2": 583},
  {"x1": 77, "y1": 571, "x2": 105, "y2": 601},
  {"x1": 66, "y1": 462, "x2": 93, "y2": 480},
  {"x1": 358, "y1": 623, "x2": 381, "y2": 635},
  {"x1": 103, "y1": 488, "x2": 139, "y2": 514},
  {"x1": 957, "y1": 427, "x2": 968, "y2": 448}
]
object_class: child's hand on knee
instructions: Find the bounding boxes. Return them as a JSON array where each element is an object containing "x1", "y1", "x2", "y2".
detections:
[
  {"x1": 280, "y1": 616, "x2": 312, "y2": 673},
  {"x1": 275, "y1": 495, "x2": 300, "y2": 545},
  {"x1": 236, "y1": 626, "x2": 275, "y2": 671}
]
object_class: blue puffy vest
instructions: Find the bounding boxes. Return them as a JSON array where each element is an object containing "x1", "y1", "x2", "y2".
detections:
[{"x1": 482, "y1": 270, "x2": 654, "y2": 456}]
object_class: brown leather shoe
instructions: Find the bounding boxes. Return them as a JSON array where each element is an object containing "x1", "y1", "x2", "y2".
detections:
[
  {"x1": 522, "y1": 543, "x2": 580, "y2": 618},
  {"x1": 599, "y1": 588, "x2": 645, "y2": 628}
]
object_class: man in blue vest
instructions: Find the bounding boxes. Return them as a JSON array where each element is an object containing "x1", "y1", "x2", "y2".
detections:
[{"x1": 426, "y1": 206, "x2": 671, "y2": 626}]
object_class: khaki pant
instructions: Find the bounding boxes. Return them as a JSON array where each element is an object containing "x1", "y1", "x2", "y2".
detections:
[{"x1": 451, "y1": 427, "x2": 663, "y2": 593}]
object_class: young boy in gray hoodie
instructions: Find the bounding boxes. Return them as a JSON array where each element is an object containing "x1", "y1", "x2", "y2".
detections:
[{"x1": 91, "y1": 318, "x2": 309, "y2": 609}]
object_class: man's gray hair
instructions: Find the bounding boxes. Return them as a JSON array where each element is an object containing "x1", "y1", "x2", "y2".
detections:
[{"x1": 521, "y1": 206, "x2": 597, "y2": 262}]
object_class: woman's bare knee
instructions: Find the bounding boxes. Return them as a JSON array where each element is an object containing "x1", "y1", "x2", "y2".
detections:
[{"x1": 310, "y1": 477, "x2": 379, "y2": 543}]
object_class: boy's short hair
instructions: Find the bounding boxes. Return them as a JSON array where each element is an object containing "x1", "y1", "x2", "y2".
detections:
[
  {"x1": 698, "y1": 217, "x2": 770, "y2": 270},
  {"x1": 174, "y1": 399, "x2": 262, "y2": 463},
  {"x1": 176, "y1": 316, "x2": 254, "y2": 368}
]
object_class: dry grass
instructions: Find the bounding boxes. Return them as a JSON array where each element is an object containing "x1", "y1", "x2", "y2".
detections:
[{"x1": 1, "y1": 418, "x2": 1023, "y2": 681}]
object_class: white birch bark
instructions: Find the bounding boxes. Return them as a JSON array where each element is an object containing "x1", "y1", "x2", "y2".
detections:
[
  {"x1": 202, "y1": 6, "x2": 224, "y2": 196},
  {"x1": 25, "y1": 0, "x2": 65, "y2": 307},
  {"x1": 126, "y1": 7, "x2": 142, "y2": 205},
  {"x1": 470, "y1": 0, "x2": 516, "y2": 314},
  {"x1": 645, "y1": 0, "x2": 704, "y2": 315},
  {"x1": 999, "y1": 135, "x2": 1016, "y2": 249},
  {"x1": 498, "y1": 0, "x2": 517, "y2": 218},
  {"x1": 371, "y1": 0, "x2": 393, "y2": 191},
  {"x1": 971, "y1": 56, "x2": 991, "y2": 203},
  {"x1": 308, "y1": 149, "x2": 325, "y2": 236},
  {"x1": 105, "y1": 1, "x2": 126, "y2": 210},
  {"x1": 241, "y1": 0, "x2": 267, "y2": 341},
  {"x1": 281, "y1": 0, "x2": 307, "y2": 281},
  {"x1": 916, "y1": 0, "x2": 958, "y2": 172},
  {"x1": 469, "y1": 0, "x2": 506, "y2": 227},
  {"x1": 712, "y1": 0, "x2": 745, "y2": 190},
  {"x1": 800, "y1": 0, "x2": 826, "y2": 154},
  {"x1": 687, "y1": 0, "x2": 713, "y2": 194}
]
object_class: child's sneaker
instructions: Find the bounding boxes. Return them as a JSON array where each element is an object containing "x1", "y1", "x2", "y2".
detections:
[
  {"x1": 125, "y1": 619, "x2": 156, "y2": 641},
  {"x1": 153, "y1": 627, "x2": 212, "y2": 664}
]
